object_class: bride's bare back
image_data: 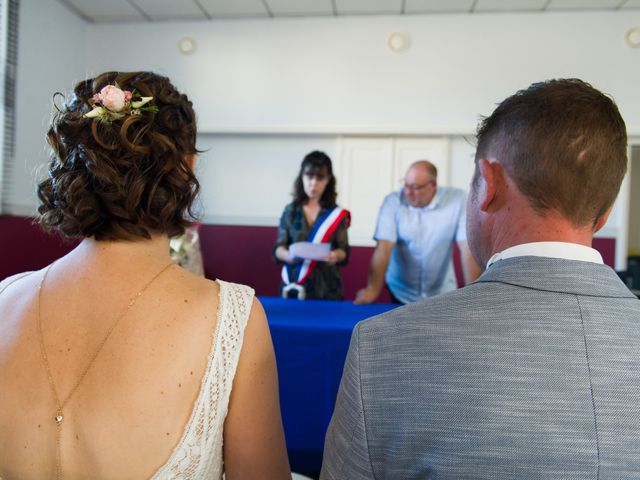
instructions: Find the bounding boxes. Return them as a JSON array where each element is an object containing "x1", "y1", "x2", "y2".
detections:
[{"x1": 0, "y1": 239, "x2": 289, "y2": 479}]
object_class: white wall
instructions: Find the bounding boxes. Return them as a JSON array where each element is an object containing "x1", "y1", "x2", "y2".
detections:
[
  {"x1": 6, "y1": 0, "x2": 88, "y2": 214},
  {"x1": 0, "y1": 0, "x2": 8, "y2": 205},
  {"x1": 8, "y1": 9, "x2": 640, "y2": 267},
  {"x1": 629, "y1": 146, "x2": 640, "y2": 255},
  {"x1": 450, "y1": 136, "x2": 477, "y2": 191},
  {"x1": 196, "y1": 134, "x2": 338, "y2": 225},
  {"x1": 84, "y1": 11, "x2": 640, "y2": 255},
  {"x1": 85, "y1": 12, "x2": 640, "y2": 134}
]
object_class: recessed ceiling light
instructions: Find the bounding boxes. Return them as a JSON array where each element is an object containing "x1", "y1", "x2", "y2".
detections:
[
  {"x1": 626, "y1": 27, "x2": 640, "y2": 48},
  {"x1": 178, "y1": 37, "x2": 197, "y2": 55},
  {"x1": 388, "y1": 32, "x2": 410, "y2": 53}
]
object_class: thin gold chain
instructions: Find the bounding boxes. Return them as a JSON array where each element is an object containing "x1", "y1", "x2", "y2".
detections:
[{"x1": 37, "y1": 261, "x2": 174, "y2": 479}]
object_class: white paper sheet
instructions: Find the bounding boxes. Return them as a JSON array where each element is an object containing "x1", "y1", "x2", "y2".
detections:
[{"x1": 289, "y1": 242, "x2": 331, "y2": 261}]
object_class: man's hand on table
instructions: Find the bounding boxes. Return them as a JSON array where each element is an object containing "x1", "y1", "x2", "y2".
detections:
[{"x1": 354, "y1": 286, "x2": 378, "y2": 305}]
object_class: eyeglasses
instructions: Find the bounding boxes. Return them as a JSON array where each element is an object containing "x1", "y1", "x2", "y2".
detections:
[{"x1": 403, "y1": 180, "x2": 435, "y2": 192}]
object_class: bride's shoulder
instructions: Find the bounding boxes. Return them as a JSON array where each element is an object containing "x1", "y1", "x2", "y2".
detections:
[
  {"x1": 0, "y1": 270, "x2": 39, "y2": 300},
  {"x1": 0, "y1": 271, "x2": 40, "y2": 337},
  {"x1": 0, "y1": 270, "x2": 35, "y2": 286},
  {"x1": 157, "y1": 272, "x2": 211, "y2": 317}
]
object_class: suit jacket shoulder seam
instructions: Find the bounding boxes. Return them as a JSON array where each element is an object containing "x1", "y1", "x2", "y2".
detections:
[{"x1": 576, "y1": 294, "x2": 601, "y2": 479}]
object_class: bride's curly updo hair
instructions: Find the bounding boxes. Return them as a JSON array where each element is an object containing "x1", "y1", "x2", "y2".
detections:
[{"x1": 37, "y1": 71, "x2": 200, "y2": 240}]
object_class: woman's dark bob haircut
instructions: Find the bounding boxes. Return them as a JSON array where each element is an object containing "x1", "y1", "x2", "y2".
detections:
[
  {"x1": 292, "y1": 150, "x2": 337, "y2": 208},
  {"x1": 37, "y1": 71, "x2": 200, "y2": 241}
]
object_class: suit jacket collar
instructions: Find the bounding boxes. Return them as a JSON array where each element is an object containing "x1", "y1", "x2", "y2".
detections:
[{"x1": 475, "y1": 256, "x2": 636, "y2": 299}]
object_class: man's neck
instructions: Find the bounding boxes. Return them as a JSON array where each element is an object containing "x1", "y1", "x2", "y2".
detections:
[{"x1": 487, "y1": 209, "x2": 596, "y2": 266}]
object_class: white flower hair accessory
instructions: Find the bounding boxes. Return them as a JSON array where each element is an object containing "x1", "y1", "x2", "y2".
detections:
[{"x1": 83, "y1": 84, "x2": 158, "y2": 121}]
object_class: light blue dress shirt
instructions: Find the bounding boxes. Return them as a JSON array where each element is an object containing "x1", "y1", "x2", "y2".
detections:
[{"x1": 374, "y1": 186, "x2": 467, "y2": 303}]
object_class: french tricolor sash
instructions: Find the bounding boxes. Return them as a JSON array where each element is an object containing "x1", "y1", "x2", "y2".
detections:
[{"x1": 281, "y1": 207, "x2": 350, "y2": 291}]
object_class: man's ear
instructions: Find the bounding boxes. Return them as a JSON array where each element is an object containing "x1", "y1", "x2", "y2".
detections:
[
  {"x1": 184, "y1": 154, "x2": 197, "y2": 171},
  {"x1": 593, "y1": 204, "x2": 614, "y2": 233},
  {"x1": 477, "y1": 158, "x2": 500, "y2": 212}
]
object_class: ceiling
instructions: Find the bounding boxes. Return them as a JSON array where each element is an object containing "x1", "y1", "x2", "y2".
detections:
[{"x1": 59, "y1": 0, "x2": 639, "y2": 23}]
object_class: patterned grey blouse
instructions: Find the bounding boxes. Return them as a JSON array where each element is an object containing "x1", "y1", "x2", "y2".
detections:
[{"x1": 273, "y1": 203, "x2": 350, "y2": 300}]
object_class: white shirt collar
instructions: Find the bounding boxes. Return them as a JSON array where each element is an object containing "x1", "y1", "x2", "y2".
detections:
[{"x1": 486, "y1": 241, "x2": 603, "y2": 268}]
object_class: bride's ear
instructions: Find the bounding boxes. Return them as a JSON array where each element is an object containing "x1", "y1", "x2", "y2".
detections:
[{"x1": 184, "y1": 154, "x2": 197, "y2": 171}]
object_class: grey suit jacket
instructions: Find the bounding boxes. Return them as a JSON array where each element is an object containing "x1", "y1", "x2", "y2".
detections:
[{"x1": 321, "y1": 257, "x2": 640, "y2": 479}]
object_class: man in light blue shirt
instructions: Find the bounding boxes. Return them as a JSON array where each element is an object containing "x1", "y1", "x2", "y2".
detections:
[{"x1": 355, "y1": 161, "x2": 478, "y2": 304}]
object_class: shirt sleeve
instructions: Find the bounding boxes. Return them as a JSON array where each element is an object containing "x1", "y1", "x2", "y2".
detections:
[
  {"x1": 272, "y1": 205, "x2": 291, "y2": 263},
  {"x1": 373, "y1": 193, "x2": 399, "y2": 243}
]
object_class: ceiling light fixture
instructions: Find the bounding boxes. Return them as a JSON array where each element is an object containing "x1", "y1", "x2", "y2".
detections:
[
  {"x1": 625, "y1": 27, "x2": 640, "y2": 48},
  {"x1": 178, "y1": 37, "x2": 197, "y2": 55},
  {"x1": 388, "y1": 32, "x2": 410, "y2": 53}
]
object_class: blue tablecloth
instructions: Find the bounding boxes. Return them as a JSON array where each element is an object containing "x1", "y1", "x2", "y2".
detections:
[{"x1": 261, "y1": 297, "x2": 399, "y2": 475}]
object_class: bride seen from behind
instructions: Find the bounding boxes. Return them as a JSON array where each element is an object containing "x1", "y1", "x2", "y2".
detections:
[{"x1": 0, "y1": 71, "x2": 290, "y2": 479}]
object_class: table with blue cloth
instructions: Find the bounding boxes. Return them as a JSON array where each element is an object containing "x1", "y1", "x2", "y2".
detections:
[{"x1": 260, "y1": 297, "x2": 399, "y2": 476}]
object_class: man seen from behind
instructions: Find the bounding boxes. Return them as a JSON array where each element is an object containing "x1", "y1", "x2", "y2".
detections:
[{"x1": 322, "y1": 79, "x2": 640, "y2": 479}]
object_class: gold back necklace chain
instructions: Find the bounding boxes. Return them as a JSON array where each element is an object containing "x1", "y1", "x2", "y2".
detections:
[{"x1": 37, "y1": 261, "x2": 174, "y2": 480}]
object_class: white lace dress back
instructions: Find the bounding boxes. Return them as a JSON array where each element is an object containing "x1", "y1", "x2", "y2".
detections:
[{"x1": 150, "y1": 279, "x2": 254, "y2": 479}]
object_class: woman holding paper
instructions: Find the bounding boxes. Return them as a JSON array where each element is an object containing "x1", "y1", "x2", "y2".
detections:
[{"x1": 274, "y1": 151, "x2": 350, "y2": 300}]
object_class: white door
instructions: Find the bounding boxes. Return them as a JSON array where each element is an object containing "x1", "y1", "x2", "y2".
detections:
[
  {"x1": 336, "y1": 136, "x2": 450, "y2": 246},
  {"x1": 393, "y1": 137, "x2": 450, "y2": 185},
  {"x1": 335, "y1": 137, "x2": 394, "y2": 246}
]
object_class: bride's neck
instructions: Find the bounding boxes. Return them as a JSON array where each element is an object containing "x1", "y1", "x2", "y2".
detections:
[{"x1": 69, "y1": 235, "x2": 172, "y2": 270}]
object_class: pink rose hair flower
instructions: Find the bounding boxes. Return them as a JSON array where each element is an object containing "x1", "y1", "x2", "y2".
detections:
[
  {"x1": 95, "y1": 85, "x2": 129, "y2": 112},
  {"x1": 84, "y1": 83, "x2": 158, "y2": 122}
]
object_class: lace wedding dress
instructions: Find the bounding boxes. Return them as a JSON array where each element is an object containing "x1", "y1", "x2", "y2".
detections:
[{"x1": 150, "y1": 280, "x2": 253, "y2": 479}]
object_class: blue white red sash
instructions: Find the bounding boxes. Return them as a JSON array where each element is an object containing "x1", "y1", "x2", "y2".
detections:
[{"x1": 282, "y1": 207, "x2": 350, "y2": 287}]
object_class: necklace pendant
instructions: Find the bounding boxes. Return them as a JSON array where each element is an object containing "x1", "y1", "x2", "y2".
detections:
[{"x1": 55, "y1": 414, "x2": 63, "y2": 425}]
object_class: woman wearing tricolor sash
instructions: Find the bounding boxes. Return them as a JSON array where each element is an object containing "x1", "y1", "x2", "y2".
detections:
[{"x1": 274, "y1": 151, "x2": 350, "y2": 300}]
